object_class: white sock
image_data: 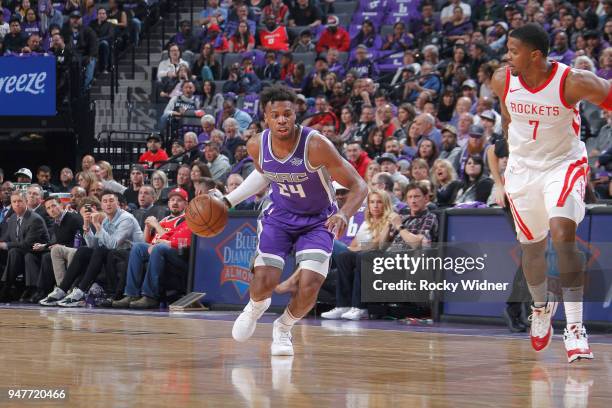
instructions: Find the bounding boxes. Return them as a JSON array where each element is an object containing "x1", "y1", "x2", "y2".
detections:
[
  {"x1": 276, "y1": 308, "x2": 300, "y2": 331},
  {"x1": 528, "y1": 280, "x2": 548, "y2": 307},
  {"x1": 249, "y1": 298, "x2": 271, "y2": 317},
  {"x1": 563, "y1": 287, "x2": 583, "y2": 328}
]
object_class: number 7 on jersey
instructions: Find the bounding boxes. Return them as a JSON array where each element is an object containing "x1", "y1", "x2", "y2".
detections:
[{"x1": 529, "y1": 120, "x2": 540, "y2": 140}]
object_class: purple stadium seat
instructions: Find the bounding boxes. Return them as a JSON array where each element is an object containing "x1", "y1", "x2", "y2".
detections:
[
  {"x1": 351, "y1": 11, "x2": 384, "y2": 26},
  {"x1": 377, "y1": 51, "x2": 405, "y2": 72},
  {"x1": 383, "y1": 11, "x2": 412, "y2": 25},
  {"x1": 359, "y1": 0, "x2": 387, "y2": 12},
  {"x1": 240, "y1": 93, "x2": 260, "y2": 118}
]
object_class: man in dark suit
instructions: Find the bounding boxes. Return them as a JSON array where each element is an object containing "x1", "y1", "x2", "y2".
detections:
[
  {"x1": 27, "y1": 184, "x2": 54, "y2": 231},
  {"x1": 132, "y1": 185, "x2": 169, "y2": 230},
  {"x1": 0, "y1": 190, "x2": 50, "y2": 302},
  {"x1": 0, "y1": 181, "x2": 14, "y2": 231},
  {"x1": 30, "y1": 196, "x2": 83, "y2": 303}
]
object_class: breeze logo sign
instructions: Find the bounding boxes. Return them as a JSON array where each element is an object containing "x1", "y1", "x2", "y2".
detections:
[
  {"x1": 215, "y1": 223, "x2": 257, "y2": 298},
  {"x1": 0, "y1": 55, "x2": 56, "y2": 116}
]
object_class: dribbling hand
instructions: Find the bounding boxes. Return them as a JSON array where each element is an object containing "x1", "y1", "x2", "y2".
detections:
[{"x1": 326, "y1": 212, "x2": 348, "y2": 239}]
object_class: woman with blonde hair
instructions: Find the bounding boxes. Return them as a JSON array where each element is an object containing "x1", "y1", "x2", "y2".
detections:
[
  {"x1": 96, "y1": 160, "x2": 127, "y2": 194},
  {"x1": 322, "y1": 189, "x2": 395, "y2": 321},
  {"x1": 432, "y1": 159, "x2": 462, "y2": 208},
  {"x1": 151, "y1": 170, "x2": 168, "y2": 204},
  {"x1": 76, "y1": 171, "x2": 97, "y2": 194}
]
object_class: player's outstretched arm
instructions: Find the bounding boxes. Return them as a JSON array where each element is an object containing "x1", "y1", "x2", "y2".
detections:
[
  {"x1": 223, "y1": 133, "x2": 271, "y2": 208},
  {"x1": 564, "y1": 69, "x2": 612, "y2": 109},
  {"x1": 308, "y1": 133, "x2": 369, "y2": 238}
]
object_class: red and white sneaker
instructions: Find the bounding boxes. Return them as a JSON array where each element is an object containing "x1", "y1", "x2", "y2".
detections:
[
  {"x1": 528, "y1": 294, "x2": 558, "y2": 352},
  {"x1": 563, "y1": 324, "x2": 594, "y2": 363}
]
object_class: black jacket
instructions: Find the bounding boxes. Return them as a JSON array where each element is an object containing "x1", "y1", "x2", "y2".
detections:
[
  {"x1": 89, "y1": 20, "x2": 115, "y2": 43},
  {"x1": 132, "y1": 205, "x2": 170, "y2": 230},
  {"x1": 3, "y1": 32, "x2": 27, "y2": 52},
  {"x1": 62, "y1": 24, "x2": 99, "y2": 59},
  {"x1": 0, "y1": 209, "x2": 49, "y2": 252},
  {"x1": 34, "y1": 204, "x2": 54, "y2": 231},
  {"x1": 48, "y1": 211, "x2": 83, "y2": 247}
]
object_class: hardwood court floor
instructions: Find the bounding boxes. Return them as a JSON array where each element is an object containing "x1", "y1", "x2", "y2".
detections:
[{"x1": 0, "y1": 308, "x2": 610, "y2": 408}]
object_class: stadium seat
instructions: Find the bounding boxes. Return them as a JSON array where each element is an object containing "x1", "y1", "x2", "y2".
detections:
[
  {"x1": 223, "y1": 53, "x2": 245, "y2": 69},
  {"x1": 380, "y1": 25, "x2": 394, "y2": 37},
  {"x1": 334, "y1": 2, "x2": 358, "y2": 15},
  {"x1": 337, "y1": 52, "x2": 349, "y2": 64},
  {"x1": 292, "y1": 52, "x2": 316, "y2": 70},
  {"x1": 336, "y1": 13, "x2": 351, "y2": 27}
]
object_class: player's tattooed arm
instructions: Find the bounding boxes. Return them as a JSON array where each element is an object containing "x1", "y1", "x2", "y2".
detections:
[
  {"x1": 308, "y1": 133, "x2": 368, "y2": 238},
  {"x1": 490, "y1": 67, "x2": 511, "y2": 140},
  {"x1": 563, "y1": 69, "x2": 612, "y2": 109}
]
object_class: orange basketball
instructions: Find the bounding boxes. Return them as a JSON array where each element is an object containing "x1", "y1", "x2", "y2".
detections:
[{"x1": 185, "y1": 194, "x2": 228, "y2": 237}]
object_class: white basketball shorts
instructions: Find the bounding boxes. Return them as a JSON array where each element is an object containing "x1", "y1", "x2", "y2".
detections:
[{"x1": 504, "y1": 156, "x2": 589, "y2": 243}]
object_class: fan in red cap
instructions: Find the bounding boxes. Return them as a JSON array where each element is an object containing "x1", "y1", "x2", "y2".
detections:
[{"x1": 167, "y1": 187, "x2": 188, "y2": 201}]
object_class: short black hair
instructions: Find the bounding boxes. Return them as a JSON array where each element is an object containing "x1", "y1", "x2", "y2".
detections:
[
  {"x1": 509, "y1": 23, "x2": 550, "y2": 57},
  {"x1": 37, "y1": 165, "x2": 51, "y2": 174},
  {"x1": 43, "y1": 195, "x2": 60, "y2": 205},
  {"x1": 101, "y1": 190, "x2": 120, "y2": 200},
  {"x1": 260, "y1": 85, "x2": 297, "y2": 109}
]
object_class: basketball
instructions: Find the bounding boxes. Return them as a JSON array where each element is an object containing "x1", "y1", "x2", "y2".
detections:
[{"x1": 185, "y1": 194, "x2": 228, "y2": 237}]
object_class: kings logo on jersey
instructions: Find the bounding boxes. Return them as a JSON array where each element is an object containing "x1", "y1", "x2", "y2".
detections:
[{"x1": 215, "y1": 223, "x2": 258, "y2": 298}]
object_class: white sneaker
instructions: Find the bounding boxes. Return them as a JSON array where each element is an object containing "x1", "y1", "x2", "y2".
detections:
[
  {"x1": 529, "y1": 293, "x2": 558, "y2": 352},
  {"x1": 564, "y1": 324, "x2": 594, "y2": 363},
  {"x1": 321, "y1": 307, "x2": 350, "y2": 319},
  {"x1": 57, "y1": 288, "x2": 86, "y2": 308},
  {"x1": 232, "y1": 298, "x2": 271, "y2": 342},
  {"x1": 341, "y1": 308, "x2": 368, "y2": 320},
  {"x1": 39, "y1": 287, "x2": 66, "y2": 306},
  {"x1": 271, "y1": 320, "x2": 294, "y2": 356}
]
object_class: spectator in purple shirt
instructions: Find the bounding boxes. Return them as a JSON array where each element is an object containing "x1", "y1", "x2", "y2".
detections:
[
  {"x1": 597, "y1": 47, "x2": 612, "y2": 80},
  {"x1": 21, "y1": 8, "x2": 41, "y2": 37},
  {"x1": 548, "y1": 31, "x2": 575, "y2": 66},
  {"x1": 381, "y1": 22, "x2": 414, "y2": 52},
  {"x1": 443, "y1": 6, "x2": 473, "y2": 45},
  {"x1": 347, "y1": 45, "x2": 379, "y2": 79},
  {"x1": 82, "y1": 0, "x2": 97, "y2": 28},
  {"x1": 0, "y1": 0, "x2": 10, "y2": 22},
  {"x1": 350, "y1": 20, "x2": 382, "y2": 51}
]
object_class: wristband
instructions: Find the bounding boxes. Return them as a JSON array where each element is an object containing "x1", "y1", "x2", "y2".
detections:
[{"x1": 222, "y1": 196, "x2": 233, "y2": 209}]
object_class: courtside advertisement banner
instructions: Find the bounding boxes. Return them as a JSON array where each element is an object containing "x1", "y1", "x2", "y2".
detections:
[
  {"x1": 0, "y1": 55, "x2": 56, "y2": 116},
  {"x1": 192, "y1": 216, "x2": 293, "y2": 306}
]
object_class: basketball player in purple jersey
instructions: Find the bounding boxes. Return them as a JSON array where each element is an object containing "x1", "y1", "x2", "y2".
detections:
[{"x1": 221, "y1": 86, "x2": 368, "y2": 355}]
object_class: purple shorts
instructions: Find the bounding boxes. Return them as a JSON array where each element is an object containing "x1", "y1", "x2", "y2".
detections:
[{"x1": 255, "y1": 205, "x2": 334, "y2": 276}]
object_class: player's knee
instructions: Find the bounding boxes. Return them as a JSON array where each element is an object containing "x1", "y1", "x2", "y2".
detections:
[
  {"x1": 298, "y1": 274, "x2": 325, "y2": 298},
  {"x1": 550, "y1": 228, "x2": 575, "y2": 243}
]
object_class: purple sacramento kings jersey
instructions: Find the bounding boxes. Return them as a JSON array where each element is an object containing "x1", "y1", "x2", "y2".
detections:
[
  {"x1": 339, "y1": 202, "x2": 366, "y2": 246},
  {"x1": 260, "y1": 126, "x2": 337, "y2": 216}
]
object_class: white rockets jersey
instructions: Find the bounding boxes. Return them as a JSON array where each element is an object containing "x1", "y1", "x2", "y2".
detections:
[{"x1": 504, "y1": 61, "x2": 586, "y2": 170}]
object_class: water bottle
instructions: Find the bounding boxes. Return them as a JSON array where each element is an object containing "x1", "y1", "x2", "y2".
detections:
[{"x1": 73, "y1": 231, "x2": 82, "y2": 248}]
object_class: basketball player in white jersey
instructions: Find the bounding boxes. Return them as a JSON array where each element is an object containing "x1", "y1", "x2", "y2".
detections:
[{"x1": 491, "y1": 23, "x2": 612, "y2": 363}]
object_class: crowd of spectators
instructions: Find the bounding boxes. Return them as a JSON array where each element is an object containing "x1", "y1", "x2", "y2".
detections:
[
  {"x1": 156, "y1": 0, "x2": 612, "y2": 202},
  {"x1": 0, "y1": 0, "x2": 157, "y2": 95}
]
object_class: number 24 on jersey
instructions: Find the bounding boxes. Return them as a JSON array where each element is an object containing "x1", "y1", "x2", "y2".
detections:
[{"x1": 278, "y1": 183, "x2": 306, "y2": 198}]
